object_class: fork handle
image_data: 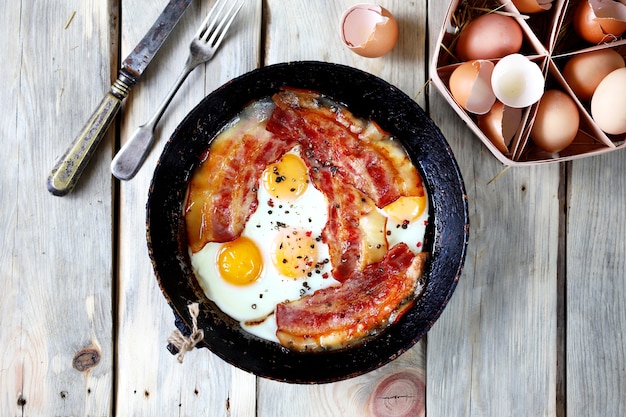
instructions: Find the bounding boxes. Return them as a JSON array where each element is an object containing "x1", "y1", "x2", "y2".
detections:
[
  {"x1": 47, "y1": 75, "x2": 133, "y2": 196},
  {"x1": 111, "y1": 64, "x2": 194, "y2": 181},
  {"x1": 110, "y1": 123, "x2": 156, "y2": 181}
]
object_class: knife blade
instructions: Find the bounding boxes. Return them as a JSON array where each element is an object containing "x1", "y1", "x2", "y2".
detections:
[{"x1": 47, "y1": 0, "x2": 193, "y2": 196}]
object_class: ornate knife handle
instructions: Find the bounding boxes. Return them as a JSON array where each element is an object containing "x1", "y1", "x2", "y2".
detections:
[{"x1": 47, "y1": 74, "x2": 134, "y2": 196}]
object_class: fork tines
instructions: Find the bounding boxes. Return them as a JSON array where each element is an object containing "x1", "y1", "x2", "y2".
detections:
[{"x1": 197, "y1": 0, "x2": 246, "y2": 47}]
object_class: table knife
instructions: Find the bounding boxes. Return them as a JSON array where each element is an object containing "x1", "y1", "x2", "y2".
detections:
[{"x1": 47, "y1": 0, "x2": 193, "y2": 196}]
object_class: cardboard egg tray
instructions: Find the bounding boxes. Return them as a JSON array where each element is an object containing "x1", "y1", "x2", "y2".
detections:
[{"x1": 430, "y1": 0, "x2": 626, "y2": 165}]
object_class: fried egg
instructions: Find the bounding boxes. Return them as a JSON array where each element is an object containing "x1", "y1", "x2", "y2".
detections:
[
  {"x1": 191, "y1": 147, "x2": 340, "y2": 343},
  {"x1": 381, "y1": 194, "x2": 429, "y2": 253},
  {"x1": 190, "y1": 118, "x2": 429, "y2": 345}
]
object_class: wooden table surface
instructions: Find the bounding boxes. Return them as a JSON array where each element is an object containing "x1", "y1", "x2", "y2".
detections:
[{"x1": 2, "y1": 0, "x2": 625, "y2": 415}]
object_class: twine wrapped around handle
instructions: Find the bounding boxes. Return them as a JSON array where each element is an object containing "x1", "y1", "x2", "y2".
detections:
[{"x1": 167, "y1": 302, "x2": 204, "y2": 363}]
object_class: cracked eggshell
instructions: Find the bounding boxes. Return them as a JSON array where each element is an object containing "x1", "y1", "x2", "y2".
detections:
[
  {"x1": 449, "y1": 60, "x2": 496, "y2": 115},
  {"x1": 512, "y1": 0, "x2": 553, "y2": 14},
  {"x1": 491, "y1": 54, "x2": 545, "y2": 108},
  {"x1": 477, "y1": 101, "x2": 522, "y2": 154},
  {"x1": 574, "y1": 0, "x2": 626, "y2": 43},
  {"x1": 340, "y1": 4, "x2": 399, "y2": 58}
]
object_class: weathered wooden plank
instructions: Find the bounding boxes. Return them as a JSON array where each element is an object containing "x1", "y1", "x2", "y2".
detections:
[
  {"x1": 257, "y1": 2, "x2": 428, "y2": 416},
  {"x1": 426, "y1": 2, "x2": 559, "y2": 416},
  {"x1": 263, "y1": 0, "x2": 427, "y2": 107},
  {"x1": 114, "y1": 0, "x2": 261, "y2": 415},
  {"x1": 259, "y1": 346, "x2": 425, "y2": 417},
  {"x1": 567, "y1": 152, "x2": 626, "y2": 417},
  {"x1": 0, "y1": 1, "x2": 116, "y2": 416}
]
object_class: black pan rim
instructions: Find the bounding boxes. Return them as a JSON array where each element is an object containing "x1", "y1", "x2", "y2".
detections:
[{"x1": 146, "y1": 60, "x2": 469, "y2": 384}]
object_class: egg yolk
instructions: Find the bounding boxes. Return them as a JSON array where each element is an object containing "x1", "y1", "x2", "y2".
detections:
[
  {"x1": 263, "y1": 153, "x2": 309, "y2": 201},
  {"x1": 217, "y1": 236, "x2": 263, "y2": 286},
  {"x1": 382, "y1": 195, "x2": 427, "y2": 223},
  {"x1": 271, "y1": 229, "x2": 319, "y2": 278}
]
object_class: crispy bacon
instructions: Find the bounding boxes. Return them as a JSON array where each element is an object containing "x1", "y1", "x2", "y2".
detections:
[
  {"x1": 267, "y1": 89, "x2": 420, "y2": 208},
  {"x1": 185, "y1": 123, "x2": 294, "y2": 252},
  {"x1": 275, "y1": 243, "x2": 428, "y2": 351},
  {"x1": 267, "y1": 89, "x2": 426, "y2": 281},
  {"x1": 311, "y1": 168, "x2": 386, "y2": 282}
]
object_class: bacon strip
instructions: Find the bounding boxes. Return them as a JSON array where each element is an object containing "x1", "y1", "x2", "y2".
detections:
[
  {"x1": 267, "y1": 89, "x2": 415, "y2": 208},
  {"x1": 311, "y1": 168, "x2": 386, "y2": 282},
  {"x1": 185, "y1": 123, "x2": 294, "y2": 252},
  {"x1": 275, "y1": 243, "x2": 428, "y2": 351}
]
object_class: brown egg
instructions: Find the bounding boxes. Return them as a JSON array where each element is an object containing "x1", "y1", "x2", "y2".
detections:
[
  {"x1": 449, "y1": 60, "x2": 496, "y2": 114},
  {"x1": 340, "y1": 4, "x2": 399, "y2": 58},
  {"x1": 511, "y1": 0, "x2": 553, "y2": 14},
  {"x1": 591, "y1": 67, "x2": 626, "y2": 135},
  {"x1": 573, "y1": 0, "x2": 626, "y2": 44},
  {"x1": 530, "y1": 90, "x2": 580, "y2": 152},
  {"x1": 477, "y1": 101, "x2": 522, "y2": 154},
  {"x1": 563, "y1": 49, "x2": 625, "y2": 101},
  {"x1": 456, "y1": 14, "x2": 523, "y2": 61}
]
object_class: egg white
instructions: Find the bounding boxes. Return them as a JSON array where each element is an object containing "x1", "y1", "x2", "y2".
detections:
[
  {"x1": 191, "y1": 147, "x2": 340, "y2": 343},
  {"x1": 382, "y1": 202, "x2": 430, "y2": 255}
]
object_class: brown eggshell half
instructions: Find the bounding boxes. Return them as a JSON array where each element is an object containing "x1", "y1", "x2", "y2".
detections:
[
  {"x1": 449, "y1": 60, "x2": 496, "y2": 115},
  {"x1": 511, "y1": 0, "x2": 552, "y2": 14},
  {"x1": 340, "y1": 4, "x2": 399, "y2": 58},
  {"x1": 477, "y1": 101, "x2": 522, "y2": 154},
  {"x1": 574, "y1": 0, "x2": 626, "y2": 43}
]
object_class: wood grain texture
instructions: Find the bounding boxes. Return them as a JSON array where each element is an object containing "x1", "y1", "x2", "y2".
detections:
[
  {"x1": 114, "y1": 0, "x2": 261, "y2": 416},
  {"x1": 567, "y1": 152, "x2": 626, "y2": 417},
  {"x1": 264, "y1": 0, "x2": 428, "y2": 107},
  {"x1": 258, "y1": 345, "x2": 425, "y2": 417},
  {"x1": 4, "y1": 0, "x2": 626, "y2": 414},
  {"x1": 0, "y1": 0, "x2": 116, "y2": 416},
  {"x1": 426, "y1": 2, "x2": 559, "y2": 416}
]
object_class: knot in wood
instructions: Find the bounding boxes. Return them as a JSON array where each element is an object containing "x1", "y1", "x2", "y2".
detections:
[
  {"x1": 72, "y1": 347, "x2": 101, "y2": 372},
  {"x1": 369, "y1": 370, "x2": 425, "y2": 417}
]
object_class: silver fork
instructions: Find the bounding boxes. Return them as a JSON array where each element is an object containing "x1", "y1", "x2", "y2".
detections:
[{"x1": 111, "y1": 0, "x2": 246, "y2": 181}]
